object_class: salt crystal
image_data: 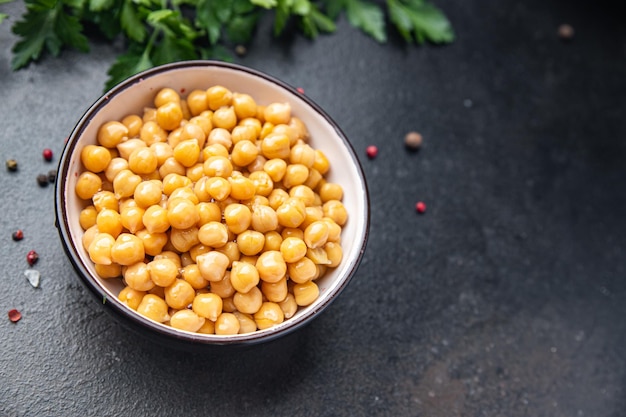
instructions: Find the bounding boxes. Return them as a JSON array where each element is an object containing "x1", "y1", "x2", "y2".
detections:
[{"x1": 24, "y1": 269, "x2": 40, "y2": 288}]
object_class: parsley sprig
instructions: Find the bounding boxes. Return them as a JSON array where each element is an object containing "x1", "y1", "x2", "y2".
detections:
[{"x1": 8, "y1": 0, "x2": 454, "y2": 90}]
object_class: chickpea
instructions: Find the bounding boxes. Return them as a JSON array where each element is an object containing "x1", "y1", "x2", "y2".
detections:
[
  {"x1": 233, "y1": 312, "x2": 257, "y2": 334},
  {"x1": 232, "y1": 92, "x2": 257, "y2": 119},
  {"x1": 140, "y1": 121, "x2": 168, "y2": 145},
  {"x1": 293, "y1": 281, "x2": 319, "y2": 306},
  {"x1": 206, "y1": 85, "x2": 232, "y2": 110},
  {"x1": 254, "y1": 302, "x2": 284, "y2": 330},
  {"x1": 135, "y1": 229, "x2": 168, "y2": 256},
  {"x1": 256, "y1": 250, "x2": 286, "y2": 283},
  {"x1": 192, "y1": 292, "x2": 223, "y2": 321},
  {"x1": 95, "y1": 262, "x2": 122, "y2": 279},
  {"x1": 169, "y1": 226, "x2": 200, "y2": 253},
  {"x1": 186, "y1": 89, "x2": 209, "y2": 116},
  {"x1": 170, "y1": 310, "x2": 206, "y2": 332},
  {"x1": 154, "y1": 87, "x2": 181, "y2": 107},
  {"x1": 237, "y1": 230, "x2": 265, "y2": 256},
  {"x1": 124, "y1": 262, "x2": 154, "y2": 292},
  {"x1": 181, "y1": 263, "x2": 209, "y2": 290},
  {"x1": 111, "y1": 233, "x2": 145, "y2": 266},
  {"x1": 137, "y1": 294, "x2": 170, "y2": 322},
  {"x1": 96, "y1": 208, "x2": 123, "y2": 238},
  {"x1": 76, "y1": 172, "x2": 102, "y2": 200},
  {"x1": 104, "y1": 157, "x2": 129, "y2": 183},
  {"x1": 173, "y1": 139, "x2": 201, "y2": 168},
  {"x1": 88, "y1": 233, "x2": 115, "y2": 265},
  {"x1": 156, "y1": 101, "x2": 183, "y2": 131},
  {"x1": 163, "y1": 279, "x2": 195, "y2": 310},
  {"x1": 264, "y1": 102, "x2": 291, "y2": 125},
  {"x1": 230, "y1": 261, "x2": 260, "y2": 293},
  {"x1": 98, "y1": 121, "x2": 128, "y2": 148},
  {"x1": 280, "y1": 237, "x2": 307, "y2": 263},
  {"x1": 79, "y1": 205, "x2": 98, "y2": 230},
  {"x1": 212, "y1": 106, "x2": 237, "y2": 131},
  {"x1": 196, "y1": 251, "x2": 230, "y2": 282},
  {"x1": 167, "y1": 198, "x2": 199, "y2": 230},
  {"x1": 122, "y1": 114, "x2": 143, "y2": 137},
  {"x1": 118, "y1": 286, "x2": 146, "y2": 310},
  {"x1": 81, "y1": 145, "x2": 112, "y2": 173},
  {"x1": 148, "y1": 258, "x2": 179, "y2": 287},
  {"x1": 215, "y1": 312, "x2": 240, "y2": 335},
  {"x1": 233, "y1": 286, "x2": 263, "y2": 315},
  {"x1": 133, "y1": 180, "x2": 162, "y2": 208},
  {"x1": 278, "y1": 293, "x2": 298, "y2": 319},
  {"x1": 223, "y1": 203, "x2": 251, "y2": 234},
  {"x1": 117, "y1": 138, "x2": 147, "y2": 160}
]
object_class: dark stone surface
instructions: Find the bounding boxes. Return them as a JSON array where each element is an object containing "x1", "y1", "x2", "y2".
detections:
[{"x1": 1, "y1": 0, "x2": 625, "y2": 416}]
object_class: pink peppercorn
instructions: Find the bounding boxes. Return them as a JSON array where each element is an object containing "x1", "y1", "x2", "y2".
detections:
[
  {"x1": 415, "y1": 201, "x2": 427, "y2": 214},
  {"x1": 26, "y1": 250, "x2": 39, "y2": 266},
  {"x1": 296, "y1": 87, "x2": 305, "y2": 94},
  {"x1": 8, "y1": 309, "x2": 22, "y2": 323},
  {"x1": 12, "y1": 230, "x2": 24, "y2": 241},
  {"x1": 43, "y1": 148, "x2": 53, "y2": 161},
  {"x1": 366, "y1": 145, "x2": 378, "y2": 159}
]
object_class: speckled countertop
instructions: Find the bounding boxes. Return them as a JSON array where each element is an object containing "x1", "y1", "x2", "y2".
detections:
[{"x1": 1, "y1": 1, "x2": 625, "y2": 416}]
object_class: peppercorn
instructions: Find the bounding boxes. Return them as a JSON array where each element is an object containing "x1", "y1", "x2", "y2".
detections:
[
  {"x1": 366, "y1": 145, "x2": 378, "y2": 159},
  {"x1": 6, "y1": 159, "x2": 18, "y2": 172},
  {"x1": 297, "y1": 87, "x2": 305, "y2": 94},
  {"x1": 8, "y1": 309, "x2": 22, "y2": 323},
  {"x1": 27, "y1": 250, "x2": 39, "y2": 266},
  {"x1": 12, "y1": 230, "x2": 24, "y2": 241},
  {"x1": 558, "y1": 24, "x2": 574, "y2": 41},
  {"x1": 415, "y1": 201, "x2": 427, "y2": 214},
  {"x1": 404, "y1": 131, "x2": 423, "y2": 151},
  {"x1": 37, "y1": 174, "x2": 49, "y2": 187},
  {"x1": 235, "y1": 45, "x2": 247, "y2": 56},
  {"x1": 48, "y1": 169, "x2": 57, "y2": 183},
  {"x1": 43, "y1": 148, "x2": 53, "y2": 161}
]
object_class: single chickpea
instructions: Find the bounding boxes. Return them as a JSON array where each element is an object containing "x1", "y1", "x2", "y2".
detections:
[
  {"x1": 164, "y1": 279, "x2": 196, "y2": 310},
  {"x1": 137, "y1": 294, "x2": 170, "y2": 322}
]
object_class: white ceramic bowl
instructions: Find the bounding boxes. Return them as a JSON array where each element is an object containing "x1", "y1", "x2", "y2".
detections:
[{"x1": 55, "y1": 61, "x2": 369, "y2": 349}]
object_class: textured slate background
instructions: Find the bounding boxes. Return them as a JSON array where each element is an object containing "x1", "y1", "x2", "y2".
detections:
[{"x1": 1, "y1": 0, "x2": 626, "y2": 416}]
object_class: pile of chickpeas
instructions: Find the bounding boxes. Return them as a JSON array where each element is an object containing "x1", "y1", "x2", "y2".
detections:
[{"x1": 75, "y1": 85, "x2": 347, "y2": 335}]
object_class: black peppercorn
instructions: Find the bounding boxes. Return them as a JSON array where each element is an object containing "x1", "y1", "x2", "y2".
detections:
[
  {"x1": 6, "y1": 159, "x2": 18, "y2": 172},
  {"x1": 47, "y1": 169, "x2": 57, "y2": 183},
  {"x1": 37, "y1": 174, "x2": 49, "y2": 187}
]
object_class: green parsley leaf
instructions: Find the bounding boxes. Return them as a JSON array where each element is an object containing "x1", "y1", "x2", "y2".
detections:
[
  {"x1": 83, "y1": 2, "x2": 122, "y2": 40},
  {"x1": 195, "y1": 0, "x2": 222, "y2": 45},
  {"x1": 120, "y1": 0, "x2": 146, "y2": 43},
  {"x1": 250, "y1": 0, "x2": 277, "y2": 9},
  {"x1": 273, "y1": 0, "x2": 290, "y2": 36},
  {"x1": 387, "y1": 0, "x2": 454, "y2": 44},
  {"x1": 232, "y1": 0, "x2": 256, "y2": 14},
  {"x1": 105, "y1": 43, "x2": 152, "y2": 90},
  {"x1": 345, "y1": 0, "x2": 386, "y2": 43},
  {"x1": 299, "y1": 4, "x2": 335, "y2": 38},
  {"x1": 213, "y1": 0, "x2": 232, "y2": 23},
  {"x1": 322, "y1": 0, "x2": 344, "y2": 20},
  {"x1": 226, "y1": 11, "x2": 260, "y2": 44},
  {"x1": 152, "y1": 32, "x2": 198, "y2": 66},
  {"x1": 0, "y1": 14, "x2": 8, "y2": 24},
  {"x1": 11, "y1": 0, "x2": 89, "y2": 69},
  {"x1": 89, "y1": 0, "x2": 114, "y2": 12},
  {"x1": 291, "y1": 0, "x2": 310, "y2": 16},
  {"x1": 55, "y1": 7, "x2": 90, "y2": 50},
  {"x1": 309, "y1": 6, "x2": 335, "y2": 33}
]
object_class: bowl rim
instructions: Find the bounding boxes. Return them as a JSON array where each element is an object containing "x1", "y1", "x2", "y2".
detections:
[{"x1": 55, "y1": 60, "x2": 370, "y2": 346}]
